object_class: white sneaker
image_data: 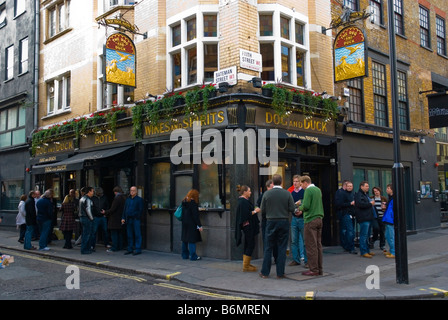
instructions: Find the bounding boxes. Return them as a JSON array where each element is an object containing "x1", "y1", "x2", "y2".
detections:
[{"x1": 39, "y1": 247, "x2": 50, "y2": 251}]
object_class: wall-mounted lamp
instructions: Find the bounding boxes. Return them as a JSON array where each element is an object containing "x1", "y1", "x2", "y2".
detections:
[
  {"x1": 250, "y1": 77, "x2": 262, "y2": 88},
  {"x1": 219, "y1": 82, "x2": 229, "y2": 93}
]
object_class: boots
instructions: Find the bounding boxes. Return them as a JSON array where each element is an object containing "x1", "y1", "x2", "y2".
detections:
[{"x1": 243, "y1": 255, "x2": 257, "y2": 272}]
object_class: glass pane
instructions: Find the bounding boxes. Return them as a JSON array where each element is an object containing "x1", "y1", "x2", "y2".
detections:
[
  {"x1": 187, "y1": 17, "x2": 196, "y2": 41},
  {"x1": 18, "y1": 106, "x2": 25, "y2": 127},
  {"x1": 12, "y1": 128, "x2": 25, "y2": 145},
  {"x1": 0, "y1": 110, "x2": 6, "y2": 131},
  {"x1": 151, "y1": 163, "x2": 171, "y2": 208},
  {"x1": 187, "y1": 46, "x2": 197, "y2": 85},
  {"x1": 66, "y1": 76, "x2": 71, "y2": 108},
  {"x1": 280, "y1": 16, "x2": 290, "y2": 40},
  {"x1": 367, "y1": 169, "x2": 380, "y2": 194},
  {"x1": 295, "y1": 22, "x2": 304, "y2": 45},
  {"x1": 8, "y1": 108, "x2": 17, "y2": 129},
  {"x1": 172, "y1": 24, "x2": 181, "y2": 47},
  {"x1": 172, "y1": 52, "x2": 181, "y2": 89},
  {"x1": 296, "y1": 50, "x2": 305, "y2": 86},
  {"x1": 261, "y1": 43, "x2": 274, "y2": 81},
  {"x1": 0, "y1": 180, "x2": 24, "y2": 210},
  {"x1": 204, "y1": 44, "x2": 218, "y2": 82},
  {"x1": 0, "y1": 132, "x2": 11, "y2": 148},
  {"x1": 259, "y1": 14, "x2": 273, "y2": 36},
  {"x1": 175, "y1": 175, "x2": 193, "y2": 205},
  {"x1": 204, "y1": 15, "x2": 217, "y2": 37},
  {"x1": 281, "y1": 45, "x2": 291, "y2": 83},
  {"x1": 199, "y1": 163, "x2": 222, "y2": 208},
  {"x1": 381, "y1": 170, "x2": 392, "y2": 193},
  {"x1": 353, "y1": 168, "x2": 365, "y2": 191}
]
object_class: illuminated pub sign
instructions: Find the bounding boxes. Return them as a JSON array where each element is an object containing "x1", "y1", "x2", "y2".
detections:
[
  {"x1": 105, "y1": 33, "x2": 136, "y2": 87},
  {"x1": 334, "y1": 26, "x2": 367, "y2": 82}
]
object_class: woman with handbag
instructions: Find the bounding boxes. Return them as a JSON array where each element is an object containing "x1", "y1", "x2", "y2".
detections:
[
  {"x1": 181, "y1": 189, "x2": 203, "y2": 261},
  {"x1": 235, "y1": 185, "x2": 260, "y2": 272}
]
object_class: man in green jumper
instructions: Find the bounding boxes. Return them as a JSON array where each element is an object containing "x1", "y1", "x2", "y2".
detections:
[{"x1": 298, "y1": 175, "x2": 324, "y2": 276}]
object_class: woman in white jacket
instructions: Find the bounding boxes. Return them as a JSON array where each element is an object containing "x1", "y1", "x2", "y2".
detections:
[{"x1": 16, "y1": 194, "x2": 27, "y2": 243}]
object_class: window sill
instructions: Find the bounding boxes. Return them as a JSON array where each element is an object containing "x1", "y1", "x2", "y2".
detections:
[
  {"x1": 437, "y1": 53, "x2": 448, "y2": 60},
  {"x1": 43, "y1": 28, "x2": 73, "y2": 45},
  {"x1": 420, "y1": 45, "x2": 433, "y2": 53},
  {"x1": 41, "y1": 108, "x2": 72, "y2": 120}
]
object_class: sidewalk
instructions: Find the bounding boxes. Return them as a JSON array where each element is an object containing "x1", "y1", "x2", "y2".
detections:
[{"x1": 1, "y1": 226, "x2": 448, "y2": 300}]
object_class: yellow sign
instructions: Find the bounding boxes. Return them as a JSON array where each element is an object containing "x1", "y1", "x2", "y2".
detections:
[
  {"x1": 334, "y1": 27, "x2": 367, "y2": 82},
  {"x1": 105, "y1": 33, "x2": 136, "y2": 87}
]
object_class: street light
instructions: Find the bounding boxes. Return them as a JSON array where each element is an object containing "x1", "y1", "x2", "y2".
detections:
[{"x1": 387, "y1": 0, "x2": 409, "y2": 284}]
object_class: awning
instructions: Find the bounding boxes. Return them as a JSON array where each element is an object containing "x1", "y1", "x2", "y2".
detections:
[
  {"x1": 260, "y1": 129, "x2": 336, "y2": 146},
  {"x1": 32, "y1": 146, "x2": 132, "y2": 174}
]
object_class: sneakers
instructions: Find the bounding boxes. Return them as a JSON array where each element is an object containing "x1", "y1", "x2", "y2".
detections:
[
  {"x1": 361, "y1": 253, "x2": 373, "y2": 258},
  {"x1": 385, "y1": 254, "x2": 395, "y2": 258},
  {"x1": 39, "y1": 247, "x2": 50, "y2": 251}
]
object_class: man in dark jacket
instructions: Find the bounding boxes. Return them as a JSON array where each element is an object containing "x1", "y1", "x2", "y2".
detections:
[
  {"x1": 122, "y1": 186, "x2": 144, "y2": 255},
  {"x1": 335, "y1": 180, "x2": 357, "y2": 254},
  {"x1": 79, "y1": 187, "x2": 95, "y2": 254},
  {"x1": 354, "y1": 181, "x2": 375, "y2": 258},
  {"x1": 36, "y1": 189, "x2": 54, "y2": 251},
  {"x1": 102, "y1": 186, "x2": 126, "y2": 252},
  {"x1": 24, "y1": 191, "x2": 37, "y2": 250}
]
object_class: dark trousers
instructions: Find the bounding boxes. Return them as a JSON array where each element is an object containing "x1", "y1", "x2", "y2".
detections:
[
  {"x1": 261, "y1": 220, "x2": 289, "y2": 277},
  {"x1": 62, "y1": 230, "x2": 73, "y2": 248},
  {"x1": 242, "y1": 225, "x2": 256, "y2": 256},
  {"x1": 304, "y1": 218, "x2": 323, "y2": 274}
]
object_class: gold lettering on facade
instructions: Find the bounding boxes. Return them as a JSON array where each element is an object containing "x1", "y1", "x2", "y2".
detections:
[
  {"x1": 35, "y1": 141, "x2": 74, "y2": 156},
  {"x1": 265, "y1": 112, "x2": 328, "y2": 133},
  {"x1": 94, "y1": 133, "x2": 118, "y2": 145}
]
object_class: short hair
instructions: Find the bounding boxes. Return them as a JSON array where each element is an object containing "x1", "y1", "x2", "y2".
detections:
[
  {"x1": 300, "y1": 175, "x2": 311, "y2": 184},
  {"x1": 272, "y1": 174, "x2": 282, "y2": 186},
  {"x1": 293, "y1": 175, "x2": 301, "y2": 181},
  {"x1": 28, "y1": 190, "x2": 35, "y2": 198},
  {"x1": 84, "y1": 187, "x2": 94, "y2": 194},
  {"x1": 20, "y1": 194, "x2": 27, "y2": 201},
  {"x1": 359, "y1": 181, "x2": 369, "y2": 188},
  {"x1": 113, "y1": 186, "x2": 123, "y2": 193},
  {"x1": 265, "y1": 179, "x2": 273, "y2": 188}
]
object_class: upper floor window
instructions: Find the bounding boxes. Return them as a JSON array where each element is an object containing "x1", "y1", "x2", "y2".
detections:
[
  {"x1": 47, "y1": 0, "x2": 70, "y2": 39},
  {"x1": 436, "y1": 16, "x2": 447, "y2": 56},
  {"x1": 393, "y1": 0, "x2": 404, "y2": 36},
  {"x1": 5, "y1": 45, "x2": 14, "y2": 81},
  {"x1": 46, "y1": 73, "x2": 71, "y2": 115},
  {"x1": 343, "y1": 0, "x2": 358, "y2": 11},
  {"x1": 259, "y1": 7, "x2": 309, "y2": 88},
  {"x1": 419, "y1": 6, "x2": 430, "y2": 48},
  {"x1": 347, "y1": 78, "x2": 364, "y2": 122},
  {"x1": 369, "y1": 0, "x2": 383, "y2": 25},
  {"x1": 19, "y1": 37, "x2": 29, "y2": 74},
  {"x1": 15, "y1": 0, "x2": 25, "y2": 17},
  {"x1": 104, "y1": 0, "x2": 134, "y2": 12},
  {"x1": 0, "y1": 3, "x2": 7, "y2": 29},
  {"x1": 167, "y1": 9, "x2": 218, "y2": 90},
  {"x1": 372, "y1": 61, "x2": 388, "y2": 127},
  {"x1": 397, "y1": 70, "x2": 409, "y2": 130},
  {"x1": 0, "y1": 106, "x2": 26, "y2": 148}
]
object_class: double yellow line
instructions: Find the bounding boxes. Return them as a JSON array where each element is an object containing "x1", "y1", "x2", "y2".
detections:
[{"x1": 155, "y1": 282, "x2": 254, "y2": 300}]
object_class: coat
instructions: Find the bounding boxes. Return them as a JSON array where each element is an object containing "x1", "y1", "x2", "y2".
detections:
[
  {"x1": 25, "y1": 197, "x2": 37, "y2": 226},
  {"x1": 235, "y1": 197, "x2": 260, "y2": 247},
  {"x1": 354, "y1": 189, "x2": 374, "y2": 223},
  {"x1": 181, "y1": 200, "x2": 202, "y2": 243},
  {"x1": 59, "y1": 202, "x2": 77, "y2": 231},
  {"x1": 104, "y1": 193, "x2": 126, "y2": 230}
]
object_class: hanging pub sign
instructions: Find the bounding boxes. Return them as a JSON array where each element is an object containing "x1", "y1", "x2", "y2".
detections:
[
  {"x1": 334, "y1": 26, "x2": 367, "y2": 82},
  {"x1": 428, "y1": 92, "x2": 448, "y2": 129},
  {"x1": 105, "y1": 33, "x2": 136, "y2": 87}
]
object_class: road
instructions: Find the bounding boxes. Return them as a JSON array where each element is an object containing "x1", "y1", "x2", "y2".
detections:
[{"x1": 0, "y1": 249, "x2": 264, "y2": 301}]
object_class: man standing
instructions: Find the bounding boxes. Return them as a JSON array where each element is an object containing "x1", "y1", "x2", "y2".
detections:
[
  {"x1": 36, "y1": 189, "x2": 54, "y2": 251},
  {"x1": 24, "y1": 191, "x2": 37, "y2": 250},
  {"x1": 335, "y1": 180, "x2": 357, "y2": 254},
  {"x1": 354, "y1": 181, "x2": 375, "y2": 258},
  {"x1": 259, "y1": 174, "x2": 295, "y2": 279},
  {"x1": 122, "y1": 186, "x2": 144, "y2": 255},
  {"x1": 298, "y1": 176, "x2": 324, "y2": 276},
  {"x1": 79, "y1": 187, "x2": 95, "y2": 254},
  {"x1": 382, "y1": 184, "x2": 395, "y2": 258},
  {"x1": 289, "y1": 175, "x2": 307, "y2": 266},
  {"x1": 256, "y1": 180, "x2": 275, "y2": 263}
]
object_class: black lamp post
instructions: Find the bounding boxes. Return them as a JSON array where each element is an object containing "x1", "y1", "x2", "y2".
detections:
[{"x1": 387, "y1": 0, "x2": 409, "y2": 284}]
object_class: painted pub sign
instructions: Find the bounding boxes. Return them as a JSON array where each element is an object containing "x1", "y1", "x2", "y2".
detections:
[
  {"x1": 105, "y1": 33, "x2": 136, "y2": 87},
  {"x1": 334, "y1": 26, "x2": 367, "y2": 82}
]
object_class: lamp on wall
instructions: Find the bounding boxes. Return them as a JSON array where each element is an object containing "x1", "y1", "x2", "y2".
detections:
[
  {"x1": 219, "y1": 82, "x2": 229, "y2": 93},
  {"x1": 250, "y1": 77, "x2": 262, "y2": 88}
]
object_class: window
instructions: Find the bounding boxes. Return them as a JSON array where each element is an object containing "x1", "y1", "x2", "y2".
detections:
[
  {"x1": 347, "y1": 78, "x2": 364, "y2": 122},
  {"x1": 259, "y1": 7, "x2": 309, "y2": 87},
  {"x1": 46, "y1": 74, "x2": 71, "y2": 115},
  {"x1": 369, "y1": 0, "x2": 383, "y2": 25},
  {"x1": 47, "y1": 0, "x2": 70, "y2": 39},
  {"x1": 167, "y1": 9, "x2": 218, "y2": 90},
  {"x1": 1, "y1": 180, "x2": 25, "y2": 210},
  {"x1": 151, "y1": 162, "x2": 171, "y2": 209},
  {"x1": 353, "y1": 167, "x2": 392, "y2": 197},
  {"x1": 397, "y1": 70, "x2": 409, "y2": 130},
  {"x1": 15, "y1": 0, "x2": 25, "y2": 17},
  {"x1": 436, "y1": 16, "x2": 447, "y2": 56},
  {"x1": 0, "y1": 106, "x2": 26, "y2": 148},
  {"x1": 393, "y1": 0, "x2": 404, "y2": 36},
  {"x1": 0, "y1": 4, "x2": 6, "y2": 28},
  {"x1": 5, "y1": 45, "x2": 14, "y2": 81},
  {"x1": 19, "y1": 38, "x2": 29, "y2": 74},
  {"x1": 199, "y1": 163, "x2": 222, "y2": 208},
  {"x1": 343, "y1": 0, "x2": 358, "y2": 11},
  {"x1": 372, "y1": 61, "x2": 388, "y2": 127},
  {"x1": 419, "y1": 6, "x2": 430, "y2": 48}
]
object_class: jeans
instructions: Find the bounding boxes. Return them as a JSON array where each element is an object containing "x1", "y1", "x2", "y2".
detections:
[
  {"x1": 80, "y1": 217, "x2": 94, "y2": 254},
  {"x1": 93, "y1": 216, "x2": 109, "y2": 248},
  {"x1": 261, "y1": 220, "x2": 289, "y2": 277},
  {"x1": 291, "y1": 217, "x2": 307, "y2": 263},
  {"x1": 126, "y1": 218, "x2": 142, "y2": 253},
  {"x1": 109, "y1": 229, "x2": 123, "y2": 251},
  {"x1": 359, "y1": 221, "x2": 371, "y2": 255},
  {"x1": 24, "y1": 225, "x2": 35, "y2": 249},
  {"x1": 38, "y1": 220, "x2": 52, "y2": 250},
  {"x1": 385, "y1": 224, "x2": 395, "y2": 255},
  {"x1": 339, "y1": 214, "x2": 355, "y2": 252},
  {"x1": 181, "y1": 242, "x2": 198, "y2": 260}
]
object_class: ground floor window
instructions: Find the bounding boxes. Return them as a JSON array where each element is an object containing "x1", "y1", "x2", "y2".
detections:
[
  {"x1": 353, "y1": 167, "x2": 392, "y2": 196},
  {"x1": 1, "y1": 179, "x2": 24, "y2": 210}
]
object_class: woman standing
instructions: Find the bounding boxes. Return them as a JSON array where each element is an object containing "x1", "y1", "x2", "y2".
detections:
[
  {"x1": 371, "y1": 187, "x2": 387, "y2": 251},
  {"x1": 235, "y1": 185, "x2": 260, "y2": 272},
  {"x1": 60, "y1": 195, "x2": 77, "y2": 249},
  {"x1": 16, "y1": 195, "x2": 27, "y2": 243},
  {"x1": 181, "y1": 189, "x2": 203, "y2": 261}
]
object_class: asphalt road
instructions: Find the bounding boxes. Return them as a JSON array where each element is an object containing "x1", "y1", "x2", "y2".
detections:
[{"x1": 0, "y1": 249, "x2": 263, "y2": 301}]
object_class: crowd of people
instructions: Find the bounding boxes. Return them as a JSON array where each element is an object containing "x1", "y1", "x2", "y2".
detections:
[{"x1": 16, "y1": 186, "x2": 145, "y2": 256}]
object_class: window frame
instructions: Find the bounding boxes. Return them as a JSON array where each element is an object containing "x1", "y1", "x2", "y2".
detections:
[
  {"x1": 393, "y1": 0, "x2": 405, "y2": 36},
  {"x1": 436, "y1": 15, "x2": 447, "y2": 56},
  {"x1": 46, "y1": 73, "x2": 71, "y2": 116},
  {"x1": 419, "y1": 5, "x2": 431, "y2": 49},
  {"x1": 372, "y1": 61, "x2": 388, "y2": 127},
  {"x1": 369, "y1": 0, "x2": 383, "y2": 26},
  {"x1": 46, "y1": 0, "x2": 71, "y2": 41},
  {"x1": 19, "y1": 37, "x2": 29, "y2": 75},
  {"x1": 397, "y1": 70, "x2": 409, "y2": 131},
  {"x1": 347, "y1": 78, "x2": 364, "y2": 122},
  {"x1": 5, "y1": 45, "x2": 14, "y2": 81},
  {"x1": 0, "y1": 106, "x2": 26, "y2": 149}
]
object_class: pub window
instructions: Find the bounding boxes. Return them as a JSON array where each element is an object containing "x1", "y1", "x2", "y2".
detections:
[
  {"x1": 1, "y1": 180, "x2": 24, "y2": 210},
  {"x1": 203, "y1": 15, "x2": 217, "y2": 37},
  {"x1": 436, "y1": 16, "x2": 447, "y2": 56},
  {"x1": 347, "y1": 78, "x2": 364, "y2": 122},
  {"x1": 419, "y1": 6, "x2": 430, "y2": 48},
  {"x1": 369, "y1": 0, "x2": 383, "y2": 25},
  {"x1": 259, "y1": 7, "x2": 309, "y2": 88},
  {"x1": 187, "y1": 46, "x2": 197, "y2": 85},
  {"x1": 199, "y1": 163, "x2": 222, "y2": 208},
  {"x1": 151, "y1": 162, "x2": 171, "y2": 209},
  {"x1": 187, "y1": 17, "x2": 196, "y2": 42},
  {"x1": 172, "y1": 51, "x2": 182, "y2": 89},
  {"x1": 372, "y1": 61, "x2": 388, "y2": 127},
  {"x1": 394, "y1": 0, "x2": 404, "y2": 36},
  {"x1": 204, "y1": 44, "x2": 218, "y2": 83},
  {"x1": 0, "y1": 106, "x2": 26, "y2": 148},
  {"x1": 397, "y1": 70, "x2": 409, "y2": 131},
  {"x1": 353, "y1": 167, "x2": 392, "y2": 198}
]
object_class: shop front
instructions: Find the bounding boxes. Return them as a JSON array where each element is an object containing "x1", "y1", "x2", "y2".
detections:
[{"x1": 141, "y1": 93, "x2": 340, "y2": 259}]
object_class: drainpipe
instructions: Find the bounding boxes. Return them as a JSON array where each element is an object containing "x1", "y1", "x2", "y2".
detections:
[{"x1": 33, "y1": 0, "x2": 40, "y2": 130}]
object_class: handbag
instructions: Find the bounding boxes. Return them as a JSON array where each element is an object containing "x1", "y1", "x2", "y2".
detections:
[{"x1": 174, "y1": 204, "x2": 183, "y2": 221}]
